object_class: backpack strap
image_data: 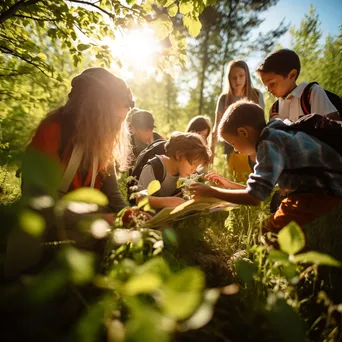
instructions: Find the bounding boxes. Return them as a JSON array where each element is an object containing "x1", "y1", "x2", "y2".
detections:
[
  {"x1": 59, "y1": 144, "x2": 98, "y2": 195},
  {"x1": 270, "y1": 100, "x2": 279, "y2": 119},
  {"x1": 300, "y1": 82, "x2": 318, "y2": 115},
  {"x1": 148, "y1": 156, "x2": 166, "y2": 184}
]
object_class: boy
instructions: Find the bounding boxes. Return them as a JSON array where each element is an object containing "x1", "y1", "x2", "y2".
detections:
[
  {"x1": 138, "y1": 131, "x2": 211, "y2": 209},
  {"x1": 190, "y1": 100, "x2": 342, "y2": 231},
  {"x1": 256, "y1": 49, "x2": 338, "y2": 121},
  {"x1": 128, "y1": 109, "x2": 163, "y2": 159}
]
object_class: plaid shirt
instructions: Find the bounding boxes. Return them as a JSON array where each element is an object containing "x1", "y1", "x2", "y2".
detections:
[{"x1": 246, "y1": 120, "x2": 342, "y2": 201}]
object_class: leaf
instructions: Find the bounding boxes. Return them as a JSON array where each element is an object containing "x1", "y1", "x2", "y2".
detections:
[
  {"x1": 293, "y1": 251, "x2": 341, "y2": 267},
  {"x1": 150, "y1": 14, "x2": 173, "y2": 40},
  {"x1": 268, "y1": 250, "x2": 289, "y2": 263},
  {"x1": 21, "y1": 149, "x2": 63, "y2": 197},
  {"x1": 62, "y1": 188, "x2": 108, "y2": 206},
  {"x1": 19, "y1": 209, "x2": 45, "y2": 237},
  {"x1": 168, "y1": 3, "x2": 178, "y2": 17},
  {"x1": 235, "y1": 259, "x2": 258, "y2": 282},
  {"x1": 124, "y1": 273, "x2": 162, "y2": 295},
  {"x1": 137, "y1": 196, "x2": 149, "y2": 208},
  {"x1": 77, "y1": 43, "x2": 91, "y2": 51},
  {"x1": 162, "y1": 268, "x2": 205, "y2": 319},
  {"x1": 179, "y1": 2, "x2": 194, "y2": 15},
  {"x1": 179, "y1": 289, "x2": 220, "y2": 330},
  {"x1": 135, "y1": 257, "x2": 171, "y2": 280},
  {"x1": 147, "y1": 180, "x2": 161, "y2": 195},
  {"x1": 278, "y1": 221, "x2": 305, "y2": 255},
  {"x1": 64, "y1": 247, "x2": 95, "y2": 285},
  {"x1": 266, "y1": 293, "x2": 306, "y2": 342},
  {"x1": 282, "y1": 264, "x2": 298, "y2": 280},
  {"x1": 183, "y1": 16, "x2": 202, "y2": 37}
]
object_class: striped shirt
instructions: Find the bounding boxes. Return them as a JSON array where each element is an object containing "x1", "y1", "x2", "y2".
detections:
[{"x1": 247, "y1": 119, "x2": 342, "y2": 201}]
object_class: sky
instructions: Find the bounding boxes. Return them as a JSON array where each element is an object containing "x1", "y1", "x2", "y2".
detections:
[{"x1": 246, "y1": 0, "x2": 342, "y2": 71}]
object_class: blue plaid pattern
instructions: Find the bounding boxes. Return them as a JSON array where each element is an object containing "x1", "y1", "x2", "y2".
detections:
[{"x1": 247, "y1": 120, "x2": 342, "y2": 201}]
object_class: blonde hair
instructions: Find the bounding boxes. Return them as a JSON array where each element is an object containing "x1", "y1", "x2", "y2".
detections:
[
  {"x1": 223, "y1": 60, "x2": 259, "y2": 107},
  {"x1": 165, "y1": 131, "x2": 211, "y2": 165},
  {"x1": 40, "y1": 68, "x2": 133, "y2": 171}
]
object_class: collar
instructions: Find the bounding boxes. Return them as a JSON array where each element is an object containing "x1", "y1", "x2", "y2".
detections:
[{"x1": 284, "y1": 81, "x2": 308, "y2": 100}]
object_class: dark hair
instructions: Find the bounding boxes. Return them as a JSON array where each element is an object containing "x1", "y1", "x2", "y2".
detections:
[
  {"x1": 186, "y1": 115, "x2": 211, "y2": 136},
  {"x1": 256, "y1": 49, "x2": 301, "y2": 80},
  {"x1": 165, "y1": 131, "x2": 211, "y2": 164},
  {"x1": 219, "y1": 99, "x2": 266, "y2": 137}
]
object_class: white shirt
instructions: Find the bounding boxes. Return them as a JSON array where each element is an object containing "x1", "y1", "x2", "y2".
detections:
[{"x1": 278, "y1": 82, "x2": 337, "y2": 122}]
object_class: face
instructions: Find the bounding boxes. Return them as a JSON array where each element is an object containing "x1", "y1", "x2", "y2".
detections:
[
  {"x1": 177, "y1": 157, "x2": 203, "y2": 177},
  {"x1": 260, "y1": 71, "x2": 296, "y2": 98},
  {"x1": 229, "y1": 67, "x2": 246, "y2": 94},
  {"x1": 114, "y1": 100, "x2": 132, "y2": 123},
  {"x1": 222, "y1": 130, "x2": 256, "y2": 156},
  {"x1": 132, "y1": 127, "x2": 154, "y2": 145},
  {"x1": 196, "y1": 129, "x2": 210, "y2": 140}
]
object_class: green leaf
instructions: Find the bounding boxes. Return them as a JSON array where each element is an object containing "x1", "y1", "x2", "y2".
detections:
[
  {"x1": 293, "y1": 251, "x2": 341, "y2": 267},
  {"x1": 150, "y1": 14, "x2": 173, "y2": 40},
  {"x1": 179, "y1": 2, "x2": 194, "y2": 14},
  {"x1": 168, "y1": 3, "x2": 178, "y2": 17},
  {"x1": 21, "y1": 149, "x2": 63, "y2": 197},
  {"x1": 62, "y1": 188, "x2": 108, "y2": 206},
  {"x1": 147, "y1": 180, "x2": 161, "y2": 195},
  {"x1": 235, "y1": 259, "x2": 258, "y2": 282},
  {"x1": 124, "y1": 273, "x2": 162, "y2": 295},
  {"x1": 77, "y1": 43, "x2": 91, "y2": 51},
  {"x1": 268, "y1": 250, "x2": 289, "y2": 263},
  {"x1": 19, "y1": 209, "x2": 45, "y2": 237},
  {"x1": 180, "y1": 289, "x2": 220, "y2": 330},
  {"x1": 282, "y1": 264, "x2": 298, "y2": 280},
  {"x1": 162, "y1": 268, "x2": 205, "y2": 319},
  {"x1": 135, "y1": 257, "x2": 171, "y2": 280},
  {"x1": 64, "y1": 247, "x2": 95, "y2": 285},
  {"x1": 278, "y1": 221, "x2": 305, "y2": 255},
  {"x1": 183, "y1": 15, "x2": 202, "y2": 37}
]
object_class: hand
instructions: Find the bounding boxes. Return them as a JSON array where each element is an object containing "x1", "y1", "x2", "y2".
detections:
[
  {"x1": 190, "y1": 182, "x2": 215, "y2": 199},
  {"x1": 205, "y1": 172, "x2": 232, "y2": 188},
  {"x1": 167, "y1": 197, "x2": 186, "y2": 208}
]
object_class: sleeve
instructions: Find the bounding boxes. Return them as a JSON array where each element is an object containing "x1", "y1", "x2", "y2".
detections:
[
  {"x1": 138, "y1": 164, "x2": 156, "y2": 191},
  {"x1": 100, "y1": 169, "x2": 128, "y2": 213},
  {"x1": 258, "y1": 90, "x2": 265, "y2": 109},
  {"x1": 310, "y1": 85, "x2": 337, "y2": 115},
  {"x1": 215, "y1": 94, "x2": 226, "y2": 115},
  {"x1": 246, "y1": 140, "x2": 285, "y2": 201},
  {"x1": 29, "y1": 121, "x2": 61, "y2": 159}
]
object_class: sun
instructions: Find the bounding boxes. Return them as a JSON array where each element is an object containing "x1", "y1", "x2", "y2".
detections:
[{"x1": 105, "y1": 26, "x2": 163, "y2": 77}]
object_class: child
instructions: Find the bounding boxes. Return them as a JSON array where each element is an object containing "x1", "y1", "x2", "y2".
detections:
[
  {"x1": 128, "y1": 109, "x2": 163, "y2": 159},
  {"x1": 138, "y1": 131, "x2": 211, "y2": 209},
  {"x1": 211, "y1": 60, "x2": 264, "y2": 181},
  {"x1": 186, "y1": 115, "x2": 212, "y2": 143},
  {"x1": 190, "y1": 100, "x2": 342, "y2": 232},
  {"x1": 26, "y1": 67, "x2": 133, "y2": 213},
  {"x1": 256, "y1": 49, "x2": 338, "y2": 121}
]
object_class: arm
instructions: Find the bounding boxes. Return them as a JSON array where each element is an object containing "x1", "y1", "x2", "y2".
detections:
[
  {"x1": 148, "y1": 196, "x2": 184, "y2": 209},
  {"x1": 190, "y1": 183, "x2": 260, "y2": 205},
  {"x1": 205, "y1": 171, "x2": 246, "y2": 189},
  {"x1": 101, "y1": 167, "x2": 128, "y2": 213},
  {"x1": 311, "y1": 85, "x2": 338, "y2": 119}
]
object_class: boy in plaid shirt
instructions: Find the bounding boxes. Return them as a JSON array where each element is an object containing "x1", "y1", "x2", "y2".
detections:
[{"x1": 190, "y1": 100, "x2": 342, "y2": 231}]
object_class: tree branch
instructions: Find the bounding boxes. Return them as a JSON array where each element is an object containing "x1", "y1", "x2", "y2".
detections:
[
  {"x1": 0, "y1": 0, "x2": 42, "y2": 25},
  {"x1": 13, "y1": 14, "x2": 57, "y2": 21},
  {"x1": 68, "y1": 0, "x2": 114, "y2": 18}
]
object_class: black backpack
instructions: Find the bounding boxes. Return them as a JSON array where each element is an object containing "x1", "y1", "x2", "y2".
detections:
[
  {"x1": 271, "y1": 82, "x2": 342, "y2": 119},
  {"x1": 263, "y1": 114, "x2": 342, "y2": 156},
  {"x1": 127, "y1": 139, "x2": 167, "y2": 204}
]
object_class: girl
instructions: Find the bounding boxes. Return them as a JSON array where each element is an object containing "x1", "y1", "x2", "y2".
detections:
[
  {"x1": 211, "y1": 60, "x2": 264, "y2": 181},
  {"x1": 26, "y1": 67, "x2": 134, "y2": 214},
  {"x1": 138, "y1": 131, "x2": 211, "y2": 209},
  {"x1": 186, "y1": 115, "x2": 212, "y2": 143}
]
